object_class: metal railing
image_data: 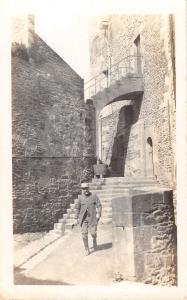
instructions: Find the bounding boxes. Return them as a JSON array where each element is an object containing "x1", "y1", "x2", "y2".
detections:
[{"x1": 84, "y1": 55, "x2": 143, "y2": 99}]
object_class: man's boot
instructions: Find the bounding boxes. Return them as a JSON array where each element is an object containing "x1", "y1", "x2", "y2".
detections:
[
  {"x1": 83, "y1": 237, "x2": 90, "y2": 256},
  {"x1": 93, "y1": 236, "x2": 97, "y2": 251}
]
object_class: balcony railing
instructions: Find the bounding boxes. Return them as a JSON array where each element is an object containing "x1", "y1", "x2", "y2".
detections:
[{"x1": 85, "y1": 55, "x2": 143, "y2": 99}]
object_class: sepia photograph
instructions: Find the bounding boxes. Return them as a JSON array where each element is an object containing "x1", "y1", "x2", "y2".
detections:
[{"x1": 0, "y1": 0, "x2": 187, "y2": 299}]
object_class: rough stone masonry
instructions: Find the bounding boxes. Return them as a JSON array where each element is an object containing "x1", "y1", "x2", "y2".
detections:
[
  {"x1": 88, "y1": 15, "x2": 177, "y2": 286},
  {"x1": 12, "y1": 16, "x2": 96, "y2": 233},
  {"x1": 89, "y1": 15, "x2": 176, "y2": 191},
  {"x1": 112, "y1": 190, "x2": 177, "y2": 286}
]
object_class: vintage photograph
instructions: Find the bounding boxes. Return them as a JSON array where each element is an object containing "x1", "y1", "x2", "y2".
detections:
[{"x1": 12, "y1": 13, "x2": 177, "y2": 288}]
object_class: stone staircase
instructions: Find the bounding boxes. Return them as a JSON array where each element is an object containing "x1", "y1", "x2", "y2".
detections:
[{"x1": 50, "y1": 176, "x2": 160, "y2": 236}]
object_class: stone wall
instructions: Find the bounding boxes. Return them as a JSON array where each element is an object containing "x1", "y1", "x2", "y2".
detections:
[
  {"x1": 112, "y1": 190, "x2": 177, "y2": 286},
  {"x1": 124, "y1": 120, "x2": 144, "y2": 177},
  {"x1": 102, "y1": 105, "x2": 134, "y2": 176},
  {"x1": 12, "y1": 156, "x2": 95, "y2": 232},
  {"x1": 89, "y1": 15, "x2": 175, "y2": 188},
  {"x1": 100, "y1": 109, "x2": 119, "y2": 164},
  {"x1": 12, "y1": 17, "x2": 96, "y2": 233}
]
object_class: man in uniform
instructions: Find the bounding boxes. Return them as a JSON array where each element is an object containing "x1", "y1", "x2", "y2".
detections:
[{"x1": 74, "y1": 182, "x2": 102, "y2": 256}]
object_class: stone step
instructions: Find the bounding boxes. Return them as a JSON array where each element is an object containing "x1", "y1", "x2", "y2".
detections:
[
  {"x1": 89, "y1": 186, "x2": 102, "y2": 190},
  {"x1": 105, "y1": 176, "x2": 156, "y2": 180},
  {"x1": 64, "y1": 209, "x2": 75, "y2": 216},
  {"x1": 97, "y1": 194, "x2": 125, "y2": 199},
  {"x1": 92, "y1": 184, "x2": 159, "y2": 189},
  {"x1": 91, "y1": 186, "x2": 130, "y2": 190},
  {"x1": 63, "y1": 209, "x2": 112, "y2": 223},
  {"x1": 101, "y1": 210, "x2": 112, "y2": 214},
  {"x1": 100, "y1": 197, "x2": 112, "y2": 202},
  {"x1": 90, "y1": 184, "x2": 128, "y2": 188},
  {"x1": 100, "y1": 200, "x2": 113, "y2": 205},
  {"x1": 66, "y1": 218, "x2": 76, "y2": 224},
  {"x1": 91, "y1": 177, "x2": 156, "y2": 184},
  {"x1": 101, "y1": 212, "x2": 112, "y2": 218},
  {"x1": 98, "y1": 193, "x2": 122, "y2": 201},
  {"x1": 65, "y1": 223, "x2": 74, "y2": 230},
  {"x1": 101, "y1": 202, "x2": 112, "y2": 207},
  {"x1": 90, "y1": 179, "x2": 105, "y2": 184},
  {"x1": 52, "y1": 176, "x2": 160, "y2": 234},
  {"x1": 101, "y1": 183, "x2": 158, "y2": 188},
  {"x1": 90, "y1": 189, "x2": 129, "y2": 195},
  {"x1": 104, "y1": 179, "x2": 157, "y2": 183},
  {"x1": 100, "y1": 218, "x2": 112, "y2": 224},
  {"x1": 102, "y1": 206, "x2": 112, "y2": 212},
  {"x1": 58, "y1": 219, "x2": 66, "y2": 223},
  {"x1": 61, "y1": 208, "x2": 112, "y2": 219},
  {"x1": 88, "y1": 183, "x2": 102, "y2": 188},
  {"x1": 89, "y1": 178, "x2": 158, "y2": 185},
  {"x1": 91, "y1": 183, "x2": 158, "y2": 189},
  {"x1": 54, "y1": 223, "x2": 64, "y2": 230},
  {"x1": 69, "y1": 213, "x2": 76, "y2": 219},
  {"x1": 91, "y1": 190, "x2": 129, "y2": 195},
  {"x1": 63, "y1": 213, "x2": 69, "y2": 219}
]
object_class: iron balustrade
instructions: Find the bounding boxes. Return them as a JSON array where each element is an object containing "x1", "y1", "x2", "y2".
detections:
[{"x1": 84, "y1": 55, "x2": 143, "y2": 99}]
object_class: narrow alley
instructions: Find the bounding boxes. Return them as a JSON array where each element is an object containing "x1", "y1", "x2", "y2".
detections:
[{"x1": 14, "y1": 224, "x2": 114, "y2": 285}]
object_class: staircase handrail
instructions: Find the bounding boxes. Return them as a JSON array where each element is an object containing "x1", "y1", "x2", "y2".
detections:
[{"x1": 84, "y1": 54, "x2": 143, "y2": 98}]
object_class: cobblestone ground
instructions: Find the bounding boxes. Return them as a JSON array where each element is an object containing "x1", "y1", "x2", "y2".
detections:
[{"x1": 14, "y1": 224, "x2": 114, "y2": 285}]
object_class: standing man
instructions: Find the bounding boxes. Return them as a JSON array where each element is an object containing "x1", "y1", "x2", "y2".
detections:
[{"x1": 74, "y1": 182, "x2": 102, "y2": 256}]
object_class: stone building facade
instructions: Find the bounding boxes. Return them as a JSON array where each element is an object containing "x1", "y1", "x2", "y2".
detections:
[
  {"x1": 85, "y1": 15, "x2": 177, "y2": 286},
  {"x1": 12, "y1": 16, "x2": 96, "y2": 233},
  {"x1": 11, "y1": 14, "x2": 178, "y2": 287},
  {"x1": 87, "y1": 15, "x2": 175, "y2": 189}
]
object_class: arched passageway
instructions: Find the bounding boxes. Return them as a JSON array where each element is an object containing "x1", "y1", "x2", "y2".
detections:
[{"x1": 98, "y1": 100, "x2": 133, "y2": 176}]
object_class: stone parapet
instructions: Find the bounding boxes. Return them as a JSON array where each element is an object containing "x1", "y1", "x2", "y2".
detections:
[
  {"x1": 92, "y1": 74, "x2": 143, "y2": 112},
  {"x1": 112, "y1": 190, "x2": 177, "y2": 286}
]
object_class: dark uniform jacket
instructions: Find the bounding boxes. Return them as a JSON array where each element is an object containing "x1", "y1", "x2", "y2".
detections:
[{"x1": 75, "y1": 192, "x2": 102, "y2": 226}]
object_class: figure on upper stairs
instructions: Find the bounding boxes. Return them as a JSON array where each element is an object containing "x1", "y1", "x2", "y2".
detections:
[{"x1": 93, "y1": 157, "x2": 109, "y2": 178}]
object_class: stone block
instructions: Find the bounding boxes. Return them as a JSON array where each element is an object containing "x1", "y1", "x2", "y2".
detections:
[
  {"x1": 132, "y1": 213, "x2": 142, "y2": 227},
  {"x1": 134, "y1": 252, "x2": 145, "y2": 280},
  {"x1": 112, "y1": 226, "x2": 134, "y2": 254},
  {"x1": 113, "y1": 252, "x2": 136, "y2": 280},
  {"x1": 151, "y1": 192, "x2": 164, "y2": 205},
  {"x1": 163, "y1": 190, "x2": 173, "y2": 205},
  {"x1": 145, "y1": 253, "x2": 155, "y2": 267},
  {"x1": 112, "y1": 196, "x2": 132, "y2": 212},
  {"x1": 111, "y1": 189, "x2": 177, "y2": 285},
  {"x1": 112, "y1": 212, "x2": 133, "y2": 227},
  {"x1": 132, "y1": 193, "x2": 152, "y2": 214},
  {"x1": 134, "y1": 226, "x2": 152, "y2": 252},
  {"x1": 155, "y1": 214, "x2": 169, "y2": 224},
  {"x1": 141, "y1": 213, "x2": 155, "y2": 226}
]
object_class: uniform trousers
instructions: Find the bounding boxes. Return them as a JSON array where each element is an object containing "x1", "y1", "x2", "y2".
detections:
[{"x1": 81, "y1": 212, "x2": 97, "y2": 239}]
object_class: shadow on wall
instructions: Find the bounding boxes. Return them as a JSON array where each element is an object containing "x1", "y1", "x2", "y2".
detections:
[{"x1": 109, "y1": 94, "x2": 143, "y2": 177}]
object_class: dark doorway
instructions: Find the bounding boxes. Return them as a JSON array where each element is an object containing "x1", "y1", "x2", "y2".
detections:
[{"x1": 110, "y1": 135, "x2": 125, "y2": 176}]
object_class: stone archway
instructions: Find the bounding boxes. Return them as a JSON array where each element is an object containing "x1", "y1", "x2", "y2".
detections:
[
  {"x1": 97, "y1": 101, "x2": 133, "y2": 176},
  {"x1": 146, "y1": 137, "x2": 154, "y2": 177}
]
